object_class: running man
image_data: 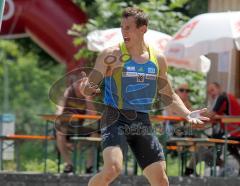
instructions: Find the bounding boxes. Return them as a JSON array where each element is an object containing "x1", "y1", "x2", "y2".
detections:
[{"x1": 79, "y1": 7, "x2": 209, "y2": 186}]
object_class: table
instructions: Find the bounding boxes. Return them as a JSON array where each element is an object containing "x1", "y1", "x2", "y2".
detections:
[
  {"x1": 219, "y1": 116, "x2": 240, "y2": 176},
  {"x1": 168, "y1": 137, "x2": 240, "y2": 176},
  {"x1": 39, "y1": 114, "x2": 100, "y2": 173},
  {"x1": 70, "y1": 136, "x2": 101, "y2": 174}
]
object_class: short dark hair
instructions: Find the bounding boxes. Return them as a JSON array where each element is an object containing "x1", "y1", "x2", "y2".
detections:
[{"x1": 122, "y1": 7, "x2": 149, "y2": 28}]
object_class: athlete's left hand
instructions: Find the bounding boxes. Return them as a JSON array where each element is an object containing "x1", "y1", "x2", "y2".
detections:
[{"x1": 186, "y1": 108, "x2": 210, "y2": 124}]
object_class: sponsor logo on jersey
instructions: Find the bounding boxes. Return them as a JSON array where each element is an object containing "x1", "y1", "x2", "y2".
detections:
[
  {"x1": 137, "y1": 73, "x2": 145, "y2": 82},
  {"x1": 122, "y1": 72, "x2": 138, "y2": 77},
  {"x1": 147, "y1": 67, "x2": 156, "y2": 74},
  {"x1": 137, "y1": 67, "x2": 144, "y2": 72},
  {"x1": 145, "y1": 74, "x2": 157, "y2": 80},
  {"x1": 126, "y1": 66, "x2": 136, "y2": 71}
]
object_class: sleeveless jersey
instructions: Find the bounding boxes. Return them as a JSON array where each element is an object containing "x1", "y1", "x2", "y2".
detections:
[{"x1": 104, "y1": 42, "x2": 159, "y2": 113}]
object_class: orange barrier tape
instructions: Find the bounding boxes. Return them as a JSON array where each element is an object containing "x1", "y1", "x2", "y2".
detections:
[
  {"x1": 39, "y1": 114, "x2": 101, "y2": 122},
  {"x1": 169, "y1": 137, "x2": 240, "y2": 145},
  {"x1": 39, "y1": 114, "x2": 240, "y2": 125},
  {"x1": 150, "y1": 115, "x2": 184, "y2": 121},
  {"x1": 0, "y1": 135, "x2": 55, "y2": 140},
  {"x1": 166, "y1": 146, "x2": 177, "y2": 150},
  {"x1": 73, "y1": 114, "x2": 101, "y2": 120},
  {"x1": 207, "y1": 138, "x2": 240, "y2": 144},
  {"x1": 39, "y1": 114, "x2": 185, "y2": 122},
  {"x1": 220, "y1": 116, "x2": 240, "y2": 123}
]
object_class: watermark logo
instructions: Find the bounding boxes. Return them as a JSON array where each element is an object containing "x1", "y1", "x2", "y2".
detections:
[{"x1": 49, "y1": 54, "x2": 174, "y2": 135}]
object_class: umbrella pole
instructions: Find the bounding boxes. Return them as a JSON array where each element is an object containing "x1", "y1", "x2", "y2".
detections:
[{"x1": 227, "y1": 52, "x2": 232, "y2": 92}]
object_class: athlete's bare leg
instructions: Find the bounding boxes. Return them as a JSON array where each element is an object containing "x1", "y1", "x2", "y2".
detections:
[
  {"x1": 88, "y1": 146, "x2": 123, "y2": 186},
  {"x1": 143, "y1": 161, "x2": 169, "y2": 186}
]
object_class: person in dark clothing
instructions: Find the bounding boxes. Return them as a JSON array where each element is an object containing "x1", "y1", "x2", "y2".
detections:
[
  {"x1": 185, "y1": 82, "x2": 240, "y2": 176},
  {"x1": 208, "y1": 82, "x2": 240, "y2": 172},
  {"x1": 56, "y1": 79, "x2": 99, "y2": 174}
]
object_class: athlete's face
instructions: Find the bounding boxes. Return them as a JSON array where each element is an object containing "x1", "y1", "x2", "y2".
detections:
[{"x1": 121, "y1": 16, "x2": 147, "y2": 48}]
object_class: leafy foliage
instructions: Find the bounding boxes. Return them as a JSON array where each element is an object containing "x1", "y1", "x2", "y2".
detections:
[
  {"x1": 168, "y1": 67, "x2": 206, "y2": 109},
  {"x1": 74, "y1": 0, "x2": 190, "y2": 34},
  {"x1": 0, "y1": 40, "x2": 65, "y2": 134}
]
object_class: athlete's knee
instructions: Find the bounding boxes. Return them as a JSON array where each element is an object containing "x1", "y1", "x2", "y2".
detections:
[
  {"x1": 159, "y1": 165, "x2": 169, "y2": 186},
  {"x1": 144, "y1": 161, "x2": 169, "y2": 186},
  {"x1": 102, "y1": 162, "x2": 122, "y2": 183},
  {"x1": 151, "y1": 173, "x2": 169, "y2": 186},
  {"x1": 159, "y1": 173, "x2": 169, "y2": 186},
  {"x1": 105, "y1": 162, "x2": 122, "y2": 177}
]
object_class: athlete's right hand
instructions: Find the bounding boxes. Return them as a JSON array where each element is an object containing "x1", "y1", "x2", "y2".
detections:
[
  {"x1": 79, "y1": 71, "x2": 100, "y2": 97},
  {"x1": 186, "y1": 108, "x2": 209, "y2": 124}
]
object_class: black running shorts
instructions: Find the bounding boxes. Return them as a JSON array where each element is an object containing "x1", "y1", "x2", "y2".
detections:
[{"x1": 100, "y1": 106, "x2": 165, "y2": 170}]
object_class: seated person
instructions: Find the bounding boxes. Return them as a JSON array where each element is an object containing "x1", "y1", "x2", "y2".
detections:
[
  {"x1": 163, "y1": 83, "x2": 192, "y2": 137},
  {"x1": 185, "y1": 82, "x2": 240, "y2": 176},
  {"x1": 55, "y1": 79, "x2": 100, "y2": 174},
  {"x1": 207, "y1": 82, "x2": 240, "y2": 173}
]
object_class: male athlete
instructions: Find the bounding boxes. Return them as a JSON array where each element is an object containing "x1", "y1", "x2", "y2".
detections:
[{"x1": 79, "y1": 7, "x2": 209, "y2": 186}]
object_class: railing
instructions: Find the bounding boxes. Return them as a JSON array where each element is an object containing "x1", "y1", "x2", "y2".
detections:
[{"x1": 0, "y1": 114, "x2": 239, "y2": 176}]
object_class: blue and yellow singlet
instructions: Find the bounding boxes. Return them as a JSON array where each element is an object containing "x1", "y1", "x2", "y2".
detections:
[{"x1": 104, "y1": 42, "x2": 159, "y2": 113}]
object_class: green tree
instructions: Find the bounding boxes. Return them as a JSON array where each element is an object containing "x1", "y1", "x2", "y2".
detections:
[
  {"x1": 0, "y1": 40, "x2": 64, "y2": 134},
  {"x1": 0, "y1": 39, "x2": 65, "y2": 171}
]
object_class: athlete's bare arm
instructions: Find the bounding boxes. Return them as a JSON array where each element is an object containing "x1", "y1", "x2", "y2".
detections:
[
  {"x1": 79, "y1": 46, "x2": 120, "y2": 96},
  {"x1": 157, "y1": 54, "x2": 191, "y2": 118},
  {"x1": 157, "y1": 54, "x2": 209, "y2": 124}
]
